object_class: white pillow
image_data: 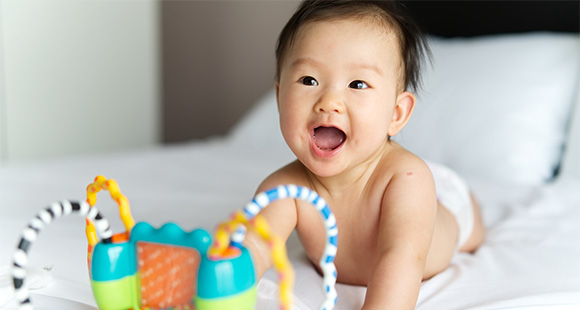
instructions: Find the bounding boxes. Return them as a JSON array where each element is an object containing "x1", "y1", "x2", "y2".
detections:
[
  {"x1": 396, "y1": 33, "x2": 579, "y2": 185},
  {"x1": 228, "y1": 89, "x2": 286, "y2": 149},
  {"x1": 230, "y1": 33, "x2": 580, "y2": 186}
]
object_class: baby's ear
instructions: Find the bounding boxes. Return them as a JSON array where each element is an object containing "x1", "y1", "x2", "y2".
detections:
[{"x1": 388, "y1": 91, "x2": 416, "y2": 136}]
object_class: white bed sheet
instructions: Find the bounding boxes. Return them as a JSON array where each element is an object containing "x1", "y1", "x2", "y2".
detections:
[{"x1": 1, "y1": 136, "x2": 579, "y2": 310}]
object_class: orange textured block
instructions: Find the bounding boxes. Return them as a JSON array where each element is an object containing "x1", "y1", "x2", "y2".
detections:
[{"x1": 137, "y1": 242, "x2": 199, "y2": 309}]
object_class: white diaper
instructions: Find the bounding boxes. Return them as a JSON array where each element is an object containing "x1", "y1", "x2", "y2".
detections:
[{"x1": 425, "y1": 160, "x2": 474, "y2": 250}]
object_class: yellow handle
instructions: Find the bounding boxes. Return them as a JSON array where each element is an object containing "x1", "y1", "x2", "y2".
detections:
[
  {"x1": 85, "y1": 175, "x2": 135, "y2": 247},
  {"x1": 209, "y1": 211, "x2": 295, "y2": 310}
]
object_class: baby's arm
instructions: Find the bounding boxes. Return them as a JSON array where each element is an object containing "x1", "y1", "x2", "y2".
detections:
[
  {"x1": 361, "y1": 160, "x2": 438, "y2": 310},
  {"x1": 243, "y1": 171, "x2": 299, "y2": 279}
]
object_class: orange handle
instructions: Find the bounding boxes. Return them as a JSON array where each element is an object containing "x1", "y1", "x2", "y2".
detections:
[{"x1": 85, "y1": 175, "x2": 135, "y2": 247}]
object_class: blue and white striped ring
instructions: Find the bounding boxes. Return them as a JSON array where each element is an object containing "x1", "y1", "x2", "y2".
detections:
[{"x1": 243, "y1": 185, "x2": 338, "y2": 310}]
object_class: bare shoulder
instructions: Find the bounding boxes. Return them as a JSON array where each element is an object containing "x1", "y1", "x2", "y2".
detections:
[
  {"x1": 255, "y1": 160, "x2": 315, "y2": 241},
  {"x1": 383, "y1": 142, "x2": 433, "y2": 184},
  {"x1": 377, "y1": 143, "x2": 437, "y2": 216},
  {"x1": 257, "y1": 160, "x2": 311, "y2": 193}
]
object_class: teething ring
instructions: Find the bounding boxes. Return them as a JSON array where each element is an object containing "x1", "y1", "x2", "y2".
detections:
[{"x1": 12, "y1": 201, "x2": 113, "y2": 310}]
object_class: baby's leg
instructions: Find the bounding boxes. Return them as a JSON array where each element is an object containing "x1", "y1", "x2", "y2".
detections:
[{"x1": 458, "y1": 193, "x2": 485, "y2": 253}]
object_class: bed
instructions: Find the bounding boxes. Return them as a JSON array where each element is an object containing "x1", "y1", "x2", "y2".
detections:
[{"x1": 1, "y1": 7, "x2": 580, "y2": 310}]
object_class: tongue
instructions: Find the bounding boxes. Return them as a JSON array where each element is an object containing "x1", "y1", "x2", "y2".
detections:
[{"x1": 314, "y1": 127, "x2": 346, "y2": 150}]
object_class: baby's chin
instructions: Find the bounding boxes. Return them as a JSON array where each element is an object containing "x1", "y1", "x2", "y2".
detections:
[{"x1": 300, "y1": 158, "x2": 348, "y2": 179}]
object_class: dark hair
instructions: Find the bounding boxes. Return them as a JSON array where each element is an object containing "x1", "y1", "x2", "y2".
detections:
[{"x1": 275, "y1": 0, "x2": 430, "y2": 92}]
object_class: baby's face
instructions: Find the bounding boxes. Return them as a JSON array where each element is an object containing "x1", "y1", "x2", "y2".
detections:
[{"x1": 277, "y1": 17, "x2": 404, "y2": 177}]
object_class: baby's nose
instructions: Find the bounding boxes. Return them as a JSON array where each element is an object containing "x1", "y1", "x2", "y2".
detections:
[{"x1": 315, "y1": 92, "x2": 345, "y2": 114}]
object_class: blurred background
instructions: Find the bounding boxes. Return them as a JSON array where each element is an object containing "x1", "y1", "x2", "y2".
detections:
[
  {"x1": 0, "y1": 0, "x2": 299, "y2": 163},
  {"x1": 0, "y1": 0, "x2": 577, "y2": 163}
]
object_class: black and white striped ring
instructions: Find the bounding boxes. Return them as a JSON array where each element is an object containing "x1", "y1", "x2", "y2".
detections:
[{"x1": 12, "y1": 200, "x2": 113, "y2": 310}]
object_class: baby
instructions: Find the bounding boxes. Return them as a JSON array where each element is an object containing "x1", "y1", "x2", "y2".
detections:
[{"x1": 244, "y1": 1, "x2": 485, "y2": 309}]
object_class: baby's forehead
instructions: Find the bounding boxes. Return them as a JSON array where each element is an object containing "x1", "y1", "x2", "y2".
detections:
[
  {"x1": 276, "y1": 10, "x2": 409, "y2": 90},
  {"x1": 303, "y1": 15, "x2": 399, "y2": 40},
  {"x1": 290, "y1": 16, "x2": 404, "y2": 67},
  {"x1": 298, "y1": 16, "x2": 401, "y2": 50}
]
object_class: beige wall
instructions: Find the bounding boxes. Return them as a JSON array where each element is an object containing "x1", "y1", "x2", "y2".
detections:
[
  {"x1": 0, "y1": 0, "x2": 160, "y2": 162},
  {"x1": 161, "y1": 0, "x2": 299, "y2": 142}
]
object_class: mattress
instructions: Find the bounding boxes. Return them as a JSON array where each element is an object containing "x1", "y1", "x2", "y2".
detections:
[{"x1": 0, "y1": 138, "x2": 578, "y2": 309}]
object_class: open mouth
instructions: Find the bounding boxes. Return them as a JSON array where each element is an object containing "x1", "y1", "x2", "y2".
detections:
[{"x1": 313, "y1": 126, "x2": 346, "y2": 151}]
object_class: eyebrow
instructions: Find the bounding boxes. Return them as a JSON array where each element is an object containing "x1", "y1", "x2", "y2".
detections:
[
  {"x1": 357, "y1": 63, "x2": 383, "y2": 76},
  {"x1": 288, "y1": 57, "x2": 320, "y2": 70},
  {"x1": 288, "y1": 57, "x2": 383, "y2": 76}
]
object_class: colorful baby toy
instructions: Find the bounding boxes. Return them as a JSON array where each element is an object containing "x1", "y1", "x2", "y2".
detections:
[{"x1": 12, "y1": 176, "x2": 339, "y2": 310}]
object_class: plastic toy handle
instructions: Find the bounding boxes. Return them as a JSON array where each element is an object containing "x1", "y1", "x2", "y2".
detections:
[
  {"x1": 251, "y1": 215, "x2": 295, "y2": 307},
  {"x1": 85, "y1": 175, "x2": 135, "y2": 247},
  {"x1": 12, "y1": 201, "x2": 113, "y2": 310},
  {"x1": 210, "y1": 211, "x2": 295, "y2": 310}
]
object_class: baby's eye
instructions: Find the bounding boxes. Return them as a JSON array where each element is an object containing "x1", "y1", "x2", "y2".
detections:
[
  {"x1": 300, "y1": 76, "x2": 319, "y2": 86},
  {"x1": 349, "y1": 80, "x2": 369, "y2": 89}
]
